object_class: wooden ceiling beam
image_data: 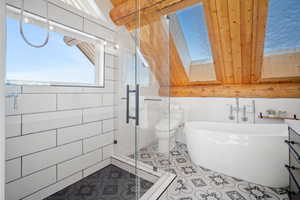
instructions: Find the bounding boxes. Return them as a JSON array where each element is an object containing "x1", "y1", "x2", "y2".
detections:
[
  {"x1": 251, "y1": 0, "x2": 268, "y2": 83},
  {"x1": 160, "y1": 83, "x2": 300, "y2": 98},
  {"x1": 111, "y1": 0, "x2": 128, "y2": 6},
  {"x1": 110, "y1": 0, "x2": 199, "y2": 29},
  {"x1": 109, "y1": 0, "x2": 300, "y2": 98}
]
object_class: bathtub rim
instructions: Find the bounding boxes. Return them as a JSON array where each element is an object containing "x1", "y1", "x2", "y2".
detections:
[{"x1": 184, "y1": 121, "x2": 288, "y2": 137}]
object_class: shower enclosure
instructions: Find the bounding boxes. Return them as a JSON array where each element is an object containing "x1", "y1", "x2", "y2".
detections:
[
  {"x1": 3, "y1": 0, "x2": 174, "y2": 199},
  {"x1": 114, "y1": 2, "x2": 175, "y2": 199}
]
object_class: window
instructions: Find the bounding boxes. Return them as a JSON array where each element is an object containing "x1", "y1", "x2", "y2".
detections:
[
  {"x1": 6, "y1": 16, "x2": 104, "y2": 87},
  {"x1": 170, "y1": 3, "x2": 216, "y2": 82},
  {"x1": 176, "y1": 4, "x2": 213, "y2": 63},
  {"x1": 262, "y1": 0, "x2": 300, "y2": 79}
]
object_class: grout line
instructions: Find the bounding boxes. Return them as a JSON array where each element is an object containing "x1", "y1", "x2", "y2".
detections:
[
  {"x1": 20, "y1": 156, "x2": 23, "y2": 177},
  {"x1": 81, "y1": 139, "x2": 84, "y2": 155},
  {"x1": 12, "y1": 104, "x2": 115, "y2": 116},
  {"x1": 6, "y1": 128, "x2": 114, "y2": 159},
  {"x1": 83, "y1": 143, "x2": 113, "y2": 155},
  {"x1": 20, "y1": 113, "x2": 23, "y2": 136},
  {"x1": 5, "y1": 117, "x2": 115, "y2": 139},
  {"x1": 82, "y1": 15, "x2": 84, "y2": 31},
  {"x1": 20, "y1": 158, "x2": 112, "y2": 200},
  {"x1": 55, "y1": 94, "x2": 58, "y2": 111},
  {"x1": 6, "y1": 3, "x2": 115, "y2": 42},
  {"x1": 56, "y1": 164, "x2": 58, "y2": 181},
  {"x1": 56, "y1": 129, "x2": 58, "y2": 147},
  {"x1": 7, "y1": 147, "x2": 108, "y2": 184}
]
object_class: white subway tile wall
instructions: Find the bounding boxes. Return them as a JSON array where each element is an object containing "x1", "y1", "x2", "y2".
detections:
[
  {"x1": 22, "y1": 172, "x2": 83, "y2": 200},
  {"x1": 6, "y1": 158, "x2": 21, "y2": 183},
  {"x1": 57, "y1": 122, "x2": 101, "y2": 145},
  {"x1": 5, "y1": 115, "x2": 21, "y2": 138},
  {"x1": 6, "y1": 167, "x2": 57, "y2": 200},
  {"x1": 5, "y1": 53, "x2": 118, "y2": 200},
  {"x1": 103, "y1": 119, "x2": 114, "y2": 133},
  {"x1": 22, "y1": 141, "x2": 82, "y2": 176},
  {"x1": 4, "y1": 1, "x2": 119, "y2": 198},
  {"x1": 57, "y1": 149, "x2": 102, "y2": 180},
  {"x1": 83, "y1": 158, "x2": 111, "y2": 178},
  {"x1": 83, "y1": 132, "x2": 114, "y2": 153},
  {"x1": 6, "y1": 130, "x2": 57, "y2": 160}
]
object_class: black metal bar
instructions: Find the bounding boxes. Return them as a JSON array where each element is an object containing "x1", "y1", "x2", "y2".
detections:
[
  {"x1": 126, "y1": 85, "x2": 129, "y2": 124},
  {"x1": 135, "y1": 84, "x2": 139, "y2": 126},
  {"x1": 144, "y1": 98, "x2": 162, "y2": 101},
  {"x1": 285, "y1": 140, "x2": 300, "y2": 160},
  {"x1": 285, "y1": 164, "x2": 300, "y2": 194}
]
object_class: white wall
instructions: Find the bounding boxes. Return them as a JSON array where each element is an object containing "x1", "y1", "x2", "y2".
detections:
[
  {"x1": 4, "y1": 1, "x2": 119, "y2": 200},
  {"x1": 171, "y1": 97, "x2": 300, "y2": 124},
  {"x1": 0, "y1": 0, "x2": 6, "y2": 199}
]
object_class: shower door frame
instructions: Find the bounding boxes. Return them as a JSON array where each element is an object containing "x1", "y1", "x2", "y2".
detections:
[{"x1": 0, "y1": 0, "x2": 6, "y2": 199}]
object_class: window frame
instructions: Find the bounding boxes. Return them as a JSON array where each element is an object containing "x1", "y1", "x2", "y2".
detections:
[{"x1": 5, "y1": 5, "x2": 106, "y2": 88}]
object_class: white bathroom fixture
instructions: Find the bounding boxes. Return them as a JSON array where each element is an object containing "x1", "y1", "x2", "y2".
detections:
[
  {"x1": 185, "y1": 121, "x2": 288, "y2": 188},
  {"x1": 155, "y1": 105, "x2": 184, "y2": 154},
  {"x1": 228, "y1": 98, "x2": 256, "y2": 123}
]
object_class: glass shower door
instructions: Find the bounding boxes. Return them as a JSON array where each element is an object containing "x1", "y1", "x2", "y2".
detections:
[
  {"x1": 134, "y1": 10, "x2": 172, "y2": 199},
  {"x1": 114, "y1": 0, "x2": 172, "y2": 198}
]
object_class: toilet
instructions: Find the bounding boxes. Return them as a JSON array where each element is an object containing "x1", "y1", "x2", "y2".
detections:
[{"x1": 155, "y1": 105, "x2": 184, "y2": 154}]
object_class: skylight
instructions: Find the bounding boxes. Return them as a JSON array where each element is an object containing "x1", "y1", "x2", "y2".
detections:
[
  {"x1": 262, "y1": 0, "x2": 300, "y2": 79},
  {"x1": 176, "y1": 3, "x2": 213, "y2": 62},
  {"x1": 264, "y1": 0, "x2": 300, "y2": 54}
]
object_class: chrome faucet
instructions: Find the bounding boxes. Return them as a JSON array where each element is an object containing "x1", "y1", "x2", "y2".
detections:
[
  {"x1": 228, "y1": 99, "x2": 256, "y2": 123},
  {"x1": 236, "y1": 98, "x2": 240, "y2": 123},
  {"x1": 228, "y1": 98, "x2": 240, "y2": 122},
  {"x1": 229, "y1": 105, "x2": 235, "y2": 120},
  {"x1": 241, "y1": 105, "x2": 248, "y2": 122}
]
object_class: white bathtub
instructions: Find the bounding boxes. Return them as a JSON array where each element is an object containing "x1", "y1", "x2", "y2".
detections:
[{"x1": 184, "y1": 121, "x2": 289, "y2": 188}]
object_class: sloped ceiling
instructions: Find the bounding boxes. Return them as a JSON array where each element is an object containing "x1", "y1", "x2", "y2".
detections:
[{"x1": 108, "y1": 0, "x2": 300, "y2": 98}]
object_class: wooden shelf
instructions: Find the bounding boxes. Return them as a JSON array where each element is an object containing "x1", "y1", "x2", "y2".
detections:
[{"x1": 258, "y1": 113, "x2": 299, "y2": 120}]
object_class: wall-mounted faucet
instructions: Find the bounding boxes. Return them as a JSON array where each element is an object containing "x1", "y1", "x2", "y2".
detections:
[
  {"x1": 228, "y1": 99, "x2": 256, "y2": 123},
  {"x1": 241, "y1": 105, "x2": 248, "y2": 122},
  {"x1": 229, "y1": 105, "x2": 235, "y2": 120},
  {"x1": 236, "y1": 98, "x2": 240, "y2": 123},
  {"x1": 228, "y1": 98, "x2": 240, "y2": 122}
]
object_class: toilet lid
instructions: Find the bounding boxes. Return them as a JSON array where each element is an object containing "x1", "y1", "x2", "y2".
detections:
[{"x1": 156, "y1": 119, "x2": 180, "y2": 131}]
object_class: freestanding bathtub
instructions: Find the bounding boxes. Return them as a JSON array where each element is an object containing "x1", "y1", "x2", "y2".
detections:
[{"x1": 184, "y1": 121, "x2": 289, "y2": 188}]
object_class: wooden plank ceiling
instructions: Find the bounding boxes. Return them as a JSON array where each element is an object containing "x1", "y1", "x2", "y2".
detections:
[{"x1": 109, "y1": 0, "x2": 300, "y2": 98}]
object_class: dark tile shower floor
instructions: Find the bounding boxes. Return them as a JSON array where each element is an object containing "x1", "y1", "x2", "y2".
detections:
[{"x1": 45, "y1": 165, "x2": 153, "y2": 200}]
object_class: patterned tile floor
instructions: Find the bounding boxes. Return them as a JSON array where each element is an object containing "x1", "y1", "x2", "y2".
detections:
[
  {"x1": 136, "y1": 142, "x2": 289, "y2": 200},
  {"x1": 45, "y1": 165, "x2": 153, "y2": 200}
]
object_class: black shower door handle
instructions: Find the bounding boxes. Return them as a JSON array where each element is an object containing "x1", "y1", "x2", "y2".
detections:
[
  {"x1": 126, "y1": 84, "x2": 139, "y2": 126},
  {"x1": 135, "y1": 84, "x2": 139, "y2": 126},
  {"x1": 126, "y1": 85, "x2": 130, "y2": 124}
]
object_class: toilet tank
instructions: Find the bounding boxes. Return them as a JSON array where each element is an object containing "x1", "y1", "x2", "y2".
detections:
[{"x1": 170, "y1": 104, "x2": 184, "y2": 123}]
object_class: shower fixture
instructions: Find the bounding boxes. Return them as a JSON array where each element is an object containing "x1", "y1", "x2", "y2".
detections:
[{"x1": 20, "y1": 0, "x2": 50, "y2": 48}]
